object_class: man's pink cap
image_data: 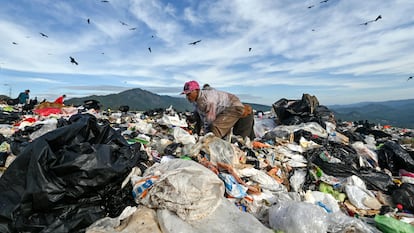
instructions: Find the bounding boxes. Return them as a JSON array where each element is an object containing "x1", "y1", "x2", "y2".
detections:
[{"x1": 181, "y1": 80, "x2": 200, "y2": 94}]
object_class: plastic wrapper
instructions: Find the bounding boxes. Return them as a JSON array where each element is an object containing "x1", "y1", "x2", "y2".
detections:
[
  {"x1": 352, "y1": 141, "x2": 379, "y2": 168},
  {"x1": 218, "y1": 173, "x2": 248, "y2": 198}
]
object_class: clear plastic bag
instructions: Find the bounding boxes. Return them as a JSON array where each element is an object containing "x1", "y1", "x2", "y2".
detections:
[{"x1": 268, "y1": 201, "x2": 328, "y2": 233}]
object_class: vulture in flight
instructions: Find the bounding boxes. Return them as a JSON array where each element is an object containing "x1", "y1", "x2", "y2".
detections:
[
  {"x1": 189, "y1": 40, "x2": 201, "y2": 45},
  {"x1": 70, "y1": 56, "x2": 79, "y2": 65}
]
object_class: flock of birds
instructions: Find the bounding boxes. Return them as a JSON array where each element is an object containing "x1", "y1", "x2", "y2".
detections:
[
  {"x1": 7, "y1": 0, "x2": 205, "y2": 67},
  {"x1": 4, "y1": 0, "x2": 413, "y2": 82}
]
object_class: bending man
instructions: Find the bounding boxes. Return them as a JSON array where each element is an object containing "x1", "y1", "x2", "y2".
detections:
[{"x1": 182, "y1": 80, "x2": 255, "y2": 140}]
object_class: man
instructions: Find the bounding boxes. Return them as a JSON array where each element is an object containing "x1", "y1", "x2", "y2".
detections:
[
  {"x1": 18, "y1": 89, "x2": 30, "y2": 104},
  {"x1": 54, "y1": 94, "x2": 66, "y2": 104},
  {"x1": 182, "y1": 80, "x2": 255, "y2": 140}
]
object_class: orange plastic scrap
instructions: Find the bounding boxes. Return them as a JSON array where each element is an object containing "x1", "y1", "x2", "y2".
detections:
[
  {"x1": 217, "y1": 162, "x2": 243, "y2": 182},
  {"x1": 14, "y1": 117, "x2": 37, "y2": 126},
  {"x1": 383, "y1": 125, "x2": 391, "y2": 129},
  {"x1": 267, "y1": 166, "x2": 284, "y2": 184},
  {"x1": 246, "y1": 184, "x2": 261, "y2": 195},
  {"x1": 252, "y1": 141, "x2": 271, "y2": 149},
  {"x1": 24, "y1": 117, "x2": 37, "y2": 123},
  {"x1": 199, "y1": 158, "x2": 219, "y2": 175},
  {"x1": 33, "y1": 108, "x2": 62, "y2": 116}
]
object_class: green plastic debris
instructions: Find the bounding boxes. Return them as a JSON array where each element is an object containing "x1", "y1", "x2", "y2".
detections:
[
  {"x1": 374, "y1": 214, "x2": 414, "y2": 233},
  {"x1": 127, "y1": 138, "x2": 149, "y2": 145},
  {"x1": 319, "y1": 182, "x2": 346, "y2": 202},
  {"x1": 180, "y1": 155, "x2": 192, "y2": 160}
]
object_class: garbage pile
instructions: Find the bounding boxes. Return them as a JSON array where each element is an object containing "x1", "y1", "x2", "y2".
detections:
[{"x1": 0, "y1": 94, "x2": 413, "y2": 233}]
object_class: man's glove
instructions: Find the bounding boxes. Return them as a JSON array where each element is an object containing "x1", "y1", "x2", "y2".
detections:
[{"x1": 241, "y1": 104, "x2": 252, "y2": 118}]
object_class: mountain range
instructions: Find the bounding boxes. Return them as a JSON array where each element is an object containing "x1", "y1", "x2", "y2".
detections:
[
  {"x1": 64, "y1": 88, "x2": 272, "y2": 113},
  {"x1": 328, "y1": 99, "x2": 414, "y2": 129}
]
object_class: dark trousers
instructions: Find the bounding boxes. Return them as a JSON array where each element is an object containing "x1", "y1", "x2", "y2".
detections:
[
  {"x1": 210, "y1": 106, "x2": 255, "y2": 140},
  {"x1": 233, "y1": 111, "x2": 255, "y2": 140}
]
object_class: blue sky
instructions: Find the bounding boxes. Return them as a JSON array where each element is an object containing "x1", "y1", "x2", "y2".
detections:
[{"x1": 0, "y1": 0, "x2": 413, "y2": 106}]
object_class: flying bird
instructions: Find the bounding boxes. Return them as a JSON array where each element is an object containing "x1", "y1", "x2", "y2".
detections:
[
  {"x1": 119, "y1": 21, "x2": 128, "y2": 26},
  {"x1": 408, "y1": 76, "x2": 413, "y2": 81},
  {"x1": 189, "y1": 40, "x2": 201, "y2": 45},
  {"x1": 360, "y1": 15, "x2": 382, "y2": 25},
  {"x1": 101, "y1": 0, "x2": 109, "y2": 2},
  {"x1": 308, "y1": 5, "x2": 314, "y2": 8},
  {"x1": 129, "y1": 27, "x2": 137, "y2": 30},
  {"x1": 70, "y1": 56, "x2": 78, "y2": 65},
  {"x1": 87, "y1": 18, "x2": 90, "y2": 24},
  {"x1": 12, "y1": 42, "x2": 18, "y2": 45},
  {"x1": 249, "y1": 48, "x2": 252, "y2": 52},
  {"x1": 148, "y1": 47, "x2": 152, "y2": 53},
  {"x1": 320, "y1": 0, "x2": 329, "y2": 3},
  {"x1": 40, "y1": 32, "x2": 48, "y2": 38}
]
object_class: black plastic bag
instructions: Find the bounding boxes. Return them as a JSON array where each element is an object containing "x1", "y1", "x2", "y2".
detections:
[
  {"x1": 272, "y1": 94, "x2": 334, "y2": 126},
  {"x1": 392, "y1": 183, "x2": 414, "y2": 212},
  {"x1": 377, "y1": 140, "x2": 414, "y2": 175},
  {"x1": 0, "y1": 152, "x2": 9, "y2": 167},
  {"x1": 0, "y1": 111, "x2": 21, "y2": 124},
  {"x1": 0, "y1": 113, "x2": 145, "y2": 233},
  {"x1": 83, "y1": 99, "x2": 101, "y2": 110},
  {"x1": 119, "y1": 105, "x2": 129, "y2": 113},
  {"x1": 306, "y1": 147, "x2": 395, "y2": 193}
]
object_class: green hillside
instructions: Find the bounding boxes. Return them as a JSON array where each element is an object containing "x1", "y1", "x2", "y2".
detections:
[{"x1": 65, "y1": 88, "x2": 271, "y2": 112}]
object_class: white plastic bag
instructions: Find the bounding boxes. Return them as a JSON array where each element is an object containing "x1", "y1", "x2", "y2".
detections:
[
  {"x1": 173, "y1": 127, "x2": 196, "y2": 145},
  {"x1": 138, "y1": 159, "x2": 224, "y2": 221},
  {"x1": 86, "y1": 206, "x2": 162, "y2": 233},
  {"x1": 289, "y1": 169, "x2": 307, "y2": 192},
  {"x1": 236, "y1": 167, "x2": 287, "y2": 192}
]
